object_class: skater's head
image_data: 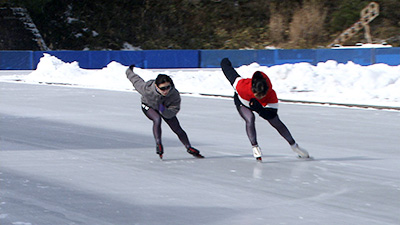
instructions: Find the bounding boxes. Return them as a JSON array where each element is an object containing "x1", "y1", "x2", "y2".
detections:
[
  {"x1": 155, "y1": 74, "x2": 173, "y2": 96},
  {"x1": 252, "y1": 71, "x2": 268, "y2": 99}
]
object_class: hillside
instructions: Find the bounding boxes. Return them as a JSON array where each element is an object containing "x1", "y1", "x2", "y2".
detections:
[{"x1": 1, "y1": 0, "x2": 400, "y2": 50}]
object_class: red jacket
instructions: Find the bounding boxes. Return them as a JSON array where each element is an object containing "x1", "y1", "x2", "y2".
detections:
[{"x1": 234, "y1": 71, "x2": 278, "y2": 107}]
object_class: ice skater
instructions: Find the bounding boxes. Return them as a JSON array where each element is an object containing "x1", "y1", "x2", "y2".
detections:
[
  {"x1": 220, "y1": 58, "x2": 309, "y2": 161},
  {"x1": 126, "y1": 65, "x2": 204, "y2": 159}
]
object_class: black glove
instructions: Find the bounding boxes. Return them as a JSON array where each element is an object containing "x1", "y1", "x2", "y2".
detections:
[
  {"x1": 129, "y1": 64, "x2": 135, "y2": 71},
  {"x1": 250, "y1": 98, "x2": 278, "y2": 120},
  {"x1": 249, "y1": 98, "x2": 263, "y2": 113},
  {"x1": 220, "y1": 58, "x2": 232, "y2": 67}
]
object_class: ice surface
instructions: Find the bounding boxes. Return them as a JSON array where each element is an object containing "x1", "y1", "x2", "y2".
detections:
[{"x1": 1, "y1": 82, "x2": 399, "y2": 225}]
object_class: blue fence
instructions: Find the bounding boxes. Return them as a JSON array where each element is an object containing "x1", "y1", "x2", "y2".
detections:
[{"x1": 1, "y1": 48, "x2": 399, "y2": 70}]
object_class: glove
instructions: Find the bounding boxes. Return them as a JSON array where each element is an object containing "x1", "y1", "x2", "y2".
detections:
[
  {"x1": 249, "y1": 98, "x2": 263, "y2": 113},
  {"x1": 250, "y1": 98, "x2": 278, "y2": 120},
  {"x1": 220, "y1": 58, "x2": 232, "y2": 67},
  {"x1": 158, "y1": 104, "x2": 165, "y2": 113},
  {"x1": 129, "y1": 64, "x2": 135, "y2": 71}
]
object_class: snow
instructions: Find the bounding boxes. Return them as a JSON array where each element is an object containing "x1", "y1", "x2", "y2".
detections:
[
  {"x1": 1, "y1": 53, "x2": 399, "y2": 109},
  {"x1": 331, "y1": 43, "x2": 393, "y2": 48}
]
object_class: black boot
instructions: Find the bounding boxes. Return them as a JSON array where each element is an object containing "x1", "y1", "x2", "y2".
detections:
[
  {"x1": 187, "y1": 147, "x2": 204, "y2": 158},
  {"x1": 156, "y1": 144, "x2": 164, "y2": 159}
]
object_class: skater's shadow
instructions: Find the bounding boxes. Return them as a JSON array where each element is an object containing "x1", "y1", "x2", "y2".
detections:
[
  {"x1": 161, "y1": 155, "x2": 380, "y2": 163},
  {"x1": 161, "y1": 154, "x2": 251, "y2": 162},
  {"x1": 310, "y1": 156, "x2": 381, "y2": 162},
  {"x1": 265, "y1": 155, "x2": 380, "y2": 163}
]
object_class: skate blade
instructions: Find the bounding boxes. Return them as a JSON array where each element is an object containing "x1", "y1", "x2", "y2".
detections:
[
  {"x1": 193, "y1": 154, "x2": 204, "y2": 158},
  {"x1": 297, "y1": 155, "x2": 313, "y2": 160}
]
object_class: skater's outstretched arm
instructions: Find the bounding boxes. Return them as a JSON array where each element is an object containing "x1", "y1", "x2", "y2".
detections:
[
  {"x1": 220, "y1": 58, "x2": 240, "y2": 85},
  {"x1": 126, "y1": 65, "x2": 146, "y2": 95}
]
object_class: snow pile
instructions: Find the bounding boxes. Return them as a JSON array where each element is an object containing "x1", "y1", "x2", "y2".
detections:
[{"x1": 5, "y1": 53, "x2": 400, "y2": 108}]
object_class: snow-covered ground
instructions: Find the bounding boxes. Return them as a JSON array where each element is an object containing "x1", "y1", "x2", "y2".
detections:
[{"x1": 0, "y1": 53, "x2": 399, "y2": 109}]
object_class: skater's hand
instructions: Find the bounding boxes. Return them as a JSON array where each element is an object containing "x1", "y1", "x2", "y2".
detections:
[
  {"x1": 249, "y1": 98, "x2": 263, "y2": 113},
  {"x1": 250, "y1": 99, "x2": 278, "y2": 120},
  {"x1": 129, "y1": 64, "x2": 135, "y2": 71},
  {"x1": 220, "y1": 58, "x2": 232, "y2": 67},
  {"x1": 158, "y1": 104, "x2": 166, "y2": 113}
]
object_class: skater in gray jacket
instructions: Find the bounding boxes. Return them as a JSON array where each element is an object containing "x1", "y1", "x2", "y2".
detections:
[{"x1": 126, "y1": 65, "x2": 203, "y2": 159}]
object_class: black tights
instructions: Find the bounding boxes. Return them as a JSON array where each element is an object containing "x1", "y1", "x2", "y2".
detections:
[
  {"x1": 143, "y1": 107, "x2": 191, "y2": 148},
  {"x1": 236, "y1": 105, "x2": 296, "y2": 146}
]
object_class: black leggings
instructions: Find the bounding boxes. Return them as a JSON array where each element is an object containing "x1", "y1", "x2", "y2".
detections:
[
  {"x1": 234, "y1": 96, "x2": 296, "y2": 146},
  {"x1": 142, "y1": 105, "x2": 191, "y2": 148}
]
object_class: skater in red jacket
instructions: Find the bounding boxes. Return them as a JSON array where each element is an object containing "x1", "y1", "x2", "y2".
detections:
[
  {"x1": 220, "y1": 58, "x2": 309, "y2": 161},
  {"x1": 126, "y1": 65, "x2": 203, "y2": 159}
]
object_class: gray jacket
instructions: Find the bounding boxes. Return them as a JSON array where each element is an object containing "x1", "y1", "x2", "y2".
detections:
[{"x1": 126, "y1": 68, "x2": 180, "y2": 119}]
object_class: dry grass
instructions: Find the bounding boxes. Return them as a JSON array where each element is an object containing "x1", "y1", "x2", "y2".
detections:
[
  {"x1": 289, "y1": 0, "x2": 327, "y2": 48},
  {"x1": 269, "y1": 12, "x2": 288, "y2": 43}
]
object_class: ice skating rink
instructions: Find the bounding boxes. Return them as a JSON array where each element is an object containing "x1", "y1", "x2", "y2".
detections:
[{"x1": 1, "y1": 82, "x2": 399, "y2": 225}]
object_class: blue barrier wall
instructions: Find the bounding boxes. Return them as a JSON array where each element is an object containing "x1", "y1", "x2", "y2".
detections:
[
  {"x1": 374, "y1": 48, "x2": 400, "y2": 66},
  {"x1": 200, "y1": 50, "x2": 257, "y2": 68},
  {"x1": 316, "y1": 48, "x2": 374, "y2": 66},
  {"x1": 200, "y1": 49, "x2": 319, "y2": 68},
  {"x1": 1, "y1": 48, "x2": 399, "y2": 70},
  {"x1": 0, "y1": 51, "x2": 33, "y2": 70},
  {"x1": 33, "y1": 51, "x2": 145, "y2": 69},
  {"x1": 143, "y1": 50, "x2": 199, "y2": 68},
  {"x1": 273, "y1": 49, "x2": 317, "y2": 65},
  {"x1": 199, "y1": 48, "x2": 399, "y2": 68},
  {"x1": 31, "y1": 50, "x2": 199, "y2": 69}
]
